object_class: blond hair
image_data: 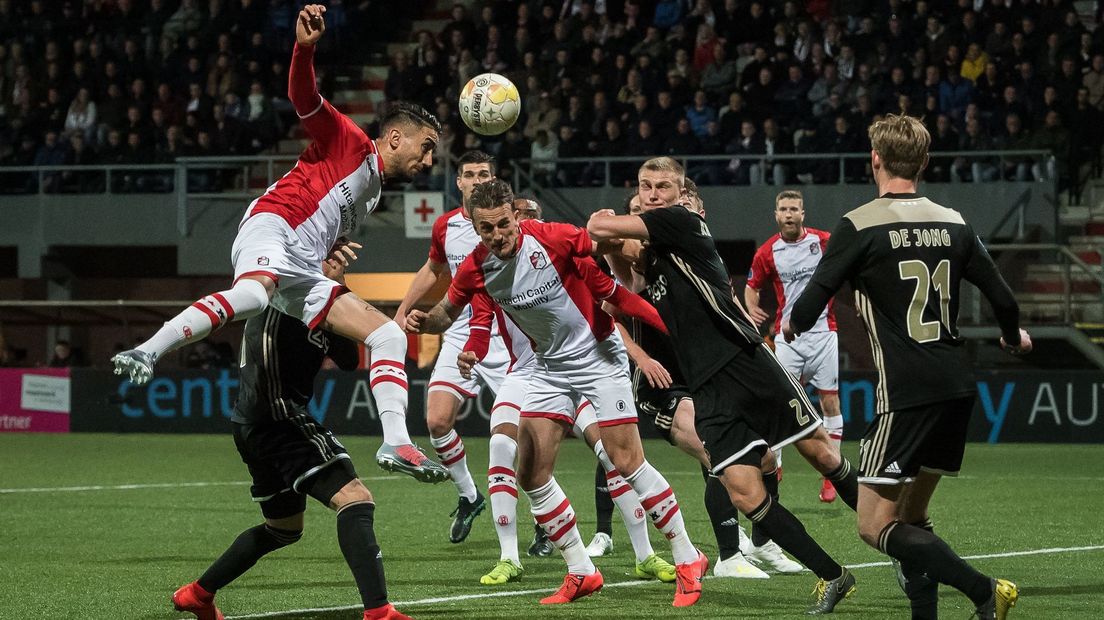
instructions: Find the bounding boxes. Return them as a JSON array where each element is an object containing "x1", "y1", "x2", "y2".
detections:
[
  {"x1": 868, "y1": 114, "x2": 930, "y2": 181},
  {"x1": 775, "y1": 189, "x2": 803, "y2": 207},
  {"x1": 639, "y1": 156, "x2": 686, "y2": 185}
]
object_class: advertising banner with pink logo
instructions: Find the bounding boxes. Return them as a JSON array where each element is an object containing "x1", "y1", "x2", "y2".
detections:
[{"x1": 0, "y1": 368, "x2": 71, "y2": 432}]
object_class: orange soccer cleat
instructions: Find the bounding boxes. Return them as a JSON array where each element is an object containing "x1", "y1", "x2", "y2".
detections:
[
  {"x1": 673, "y1": 551, "x2": 709, "y2": 607},
  {"x1": 364, "y1": 603, "x2": 414, "y2": 620},
  {"x1": 540, "y1": 569, "x2": 604, "y2": 604},
  {"x1": 172, "y1": 582, "x2": 223, "y2": 620},
  {"x1": 819, "y1": 479, "x2": 837, "y2": 503}
]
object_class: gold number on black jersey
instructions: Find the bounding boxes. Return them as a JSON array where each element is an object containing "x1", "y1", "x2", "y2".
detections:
[
  {"x1": 789, "y1": 398, "x2": 810, "y2": 425},
  {"x1": 898, "y1": 259, "x2": 951, "y2": 343}
]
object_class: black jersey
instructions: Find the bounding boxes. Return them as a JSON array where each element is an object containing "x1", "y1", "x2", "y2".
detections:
[
  {"x1": 638, "y1": 205, "x2": 763, "y2": 391},
  {"x1": 232, "y1": 308, "x2": 360, "y2": 425},
  {"x1": 790, "y1": 193, "x2": 1020, "y2": 414}
]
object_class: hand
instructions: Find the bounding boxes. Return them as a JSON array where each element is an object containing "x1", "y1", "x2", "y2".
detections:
[
  {"x1": 747, "y1": 305, "x2": 771, "y2": 326},
  {"x1": 1001, "y1": 328, "x2": 1033, "y2": 355},
  {"x1": 322, "y1": 237, "x2": 361, "y2": 281},
  {"x1": 638, "y1": 357, "x2": 672, "y2": 389},
  {"x1": 296, "y1": 4, "x2": 326, "y2": 46},
  {"x1": 457, "y1": 351, "x2": 479, "y2": 380},
  {"x1": 404, "y1": 309, "x2": 428, "y2": 334},
  {"x1": 393, "y1": 305, "x2": 409, "y2": 325},
  {"x1": 781, "y1": 320, "x2": 797, "y2": 343},
  {"x1": 589, "y1": 208, "x2": 617, "y2": 223}
]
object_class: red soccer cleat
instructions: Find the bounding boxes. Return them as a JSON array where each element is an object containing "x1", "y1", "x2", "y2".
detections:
[
  {"x1": 172, "y1": 582, "x2": 223, "y2": 620},
  {"x1": 673, "y1": 551, "x2": 708, "y2": 607},
  {"x1": 540, "y1": 569, "x2": 604, "y2": 604},
  {"x1": 364, "y1": 603, "x2": 414, "y2": 620},
  {"x1": 819, "y1": 479, "x2": 837, "y2": 503}
]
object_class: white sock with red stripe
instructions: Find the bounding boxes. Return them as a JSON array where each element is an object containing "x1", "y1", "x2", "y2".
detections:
[
  {"x1": 625, "y1": 461, "x2": 698, "y2": 565},
  {"x1": 594, "y1": 440, "x2": 653, "y2": 563},
  {"x1": 364, "y1": 322, "x2": 412, "y2": 446},
  {"x1": 487, "y1": 433, "x2": 520, "y2": 564},
  {"x1": 528, "y1": 477, "x2": 594, "y2": 575},
  {"x1": 824, "y1": 414, "x2": 844, "y2": 450},
  {"x1": 431, "y1": 429, "x2": 477, "y2": 501},
  {"x1": 137, "y1": 279, "x2": 268, "y2": 362}
]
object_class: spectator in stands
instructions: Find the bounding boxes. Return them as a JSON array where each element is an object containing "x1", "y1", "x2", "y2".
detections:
[
  {"x1": 530, "y1": 128, "x2": 558, "y2": 187},
  {"x1": 48, "y1": 340, "x2": 83, "y2": 367},
  {"x1": 995, "y1": 113, "x2": 1033, "y2": 181},
  {"x1": 1084, "y1": 54, "x2": 1104, "y2": 109},
  {"x1": 700, "y1": 44, "x2": 738, "y2": 100},
  {"x1": 33, "y1": 130, "x2": 68, "y2": 192},
  {"x1": 1031, "y1": 110, "x2": 1069, "y2": 182},
  {"x1": 685, "y1": 89, "x2": 716, "y2": 138},
  {"x1": 927, "y1": 114, "x2": 959, "y2": 182}
]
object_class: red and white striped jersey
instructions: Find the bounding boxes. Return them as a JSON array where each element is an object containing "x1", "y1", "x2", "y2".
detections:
[
  {"x1": 430, "y1": 207, "x2": 497, "y2": 347},
  {"x1": 747, "y1": 228, "x2": 836, "y2": 333},
  {"x1": 241, "y1": 43, "x2": 383, "y2": 262}
]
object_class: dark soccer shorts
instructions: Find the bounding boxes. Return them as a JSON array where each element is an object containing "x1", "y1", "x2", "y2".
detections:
[
  {"x1": 693, "y1": 344, "x2": 822, "y2": 475},
  {"x1": 233, "y1": 413, "x2": 357, "y2": 519},
  {"x1": 858, "y1": 395, "x2": 975, "y2": 485},
  {"x1": 632, "y1": 368, "x2": 691, "y2": 445}
]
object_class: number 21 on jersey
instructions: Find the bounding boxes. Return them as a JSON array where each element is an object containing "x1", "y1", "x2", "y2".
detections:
[{"x1": 899, "y1": 259, "x2": 951, "y2": 343}]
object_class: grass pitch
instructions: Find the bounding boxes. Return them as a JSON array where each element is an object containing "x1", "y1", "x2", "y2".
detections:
[{"x1": 2, "y1": 434, "x2": 1102, "y2": 619}]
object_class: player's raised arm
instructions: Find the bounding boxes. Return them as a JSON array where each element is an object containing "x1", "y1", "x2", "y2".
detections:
[
  {"x1": 786, "y1": 217, "x2": 864, "y2": 341},
  {"x1": 289, "y1": 5, "x2": 346, "y2": 145},
  {"x1": 587, "y1": 209, "x2": 650, "y2": 242}
]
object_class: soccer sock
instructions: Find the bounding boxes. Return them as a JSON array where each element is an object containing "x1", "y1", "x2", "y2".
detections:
[
  {"x1": 879, "y1": 520, "x2": 992, "y2": 607},
  {"x1": 364, "y1": 322, "x2": 412, "y2": 446},
  {"x1": 751, "y1": 468, "x2": 780, "y2": 547},
  {"x1": 197, "y1": 522, "x2": 302, "y2": 593},
  {"x1": 702, "y1": 465, "x2": 742, "y2": 560},
  {"x1": 138, "y1": 279, "x2": 268, "y2": 362},
  {"x1": 487, "y1": 433, "x2": 520, "y2": 564},
  {"x1": 825, "y1": 458, "x2": 859, "y2": 511},
  {"x1": 823, "y1": 413, "x2": 844, "y2": 450},
  {"x1": 528, "y1": 477, "x2": 595, "y2": 575},
  {"x1": 432, "y1": 429, "x2": 477, "y2": 501},
  {"x1": 336, "y1": 502, "x2": 389, "y2": 611},
  {"x1": 746, "y1": 496, "x2": 842, "y2": 581},
  {"x1": 625, "y1": 461, "x2": 698, "y2": 564},
  {"x1": 594, "y1": 440, "x2": 653, "y2": 562},
  {"x1": 902, "y1": 518, "x2": 938, "y2": 620},
  {"x1": 593, "y1": 461, "x2": 614, "y2": 536}
]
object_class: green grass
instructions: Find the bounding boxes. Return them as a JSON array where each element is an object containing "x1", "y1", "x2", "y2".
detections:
[{"x1": 2, "y1": 435, "x2": 1102, "y2": 619}]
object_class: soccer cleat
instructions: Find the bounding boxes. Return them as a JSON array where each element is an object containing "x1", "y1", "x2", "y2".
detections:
[
  {"x1": 480, "y1": 559, "x2": 524, "y2": 585},
  {"x1": 747, "y1": 540, "x2": 805, "y2": 573},
  {"x1": 540, "y1": 569, "x2": 604, "y2": 604},
  {"x1": 585, "y1": 532, "x2": 613, "y2": 557},
  {"x1": 714, "y1": 552, "x2": 770, "y2": 579},
  {"x1": 112, "y1": 349, "x2": 155, "y2": 385},
  {"x1": 975, "y1": 578, "x2": 1019, "y2": 620},
  {"x1": 172, "y1": 581, "x2": 223, "y2": 620},
  {"x1": 449, "y1": 492, "x2": 486, "y2": 543},
  {"x1": 375, "y1": 443, "x2": 450, "y2": 483},
  {"x1": 363, "y1": 603, "x2": 414, "y2": 620},
  {"x1": 528, "y1": 523, "x2": 554, "y2": 557},
  {"x1": 634, "y1": 553, "x2": 677, "y2": 583},
  {"x1": 673, "y1": 550, "x2": 708, "y2": 607},
  {"x1": 738, "y1": 525, "x2": 753, "y2": 556},
  {"x1": 819, "y1": 479, "x2": 837, "y2": 503},
  {"x1": 806, "y1": 568, "x2": 856, "y2": 615}
]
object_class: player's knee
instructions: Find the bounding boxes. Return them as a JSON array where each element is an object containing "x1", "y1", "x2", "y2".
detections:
[
  {"x1": 330, "y1": 478, "x2": 373, "y2": 510},
  {"x1": 426, "y1": 414, "x2": 453, "y2": 438},
  {"x1": 232, "y1": 278, "x2": 272, "y2": 316},
  {"x1": 760, "y1": 449, "x2": 778, "y2": 472},
  {"x1": 263, "y1": 515, "x2": 304, "y2": 546},
  {"x1": 366, "y1": 320, "x2": 407, "y2": 353},
  {"x1": 857, "y1": 515, "x2": 887, "y2": 549}
]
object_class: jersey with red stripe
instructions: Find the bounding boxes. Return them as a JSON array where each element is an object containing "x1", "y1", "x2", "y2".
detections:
[
  {"x1": 429, "y1": 207, "x2": 500, "y2": 347},
  {"x1": 449, "y1": 220, "x2": 615, "y2": 366},
  {"x1": 748, "y1": 228, "x2": 836, "y2": 333}
]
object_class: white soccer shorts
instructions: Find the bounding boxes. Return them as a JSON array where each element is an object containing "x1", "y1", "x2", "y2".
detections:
[
  {"x1": 520, "y1": 336, "x2": 639, "y2": 428},
  {"x1": 428, "y1": 337, "x2": 509, "y2": 401},
  {"x1": 774, "y1": 330, "x2": 839, "y2": 393}
]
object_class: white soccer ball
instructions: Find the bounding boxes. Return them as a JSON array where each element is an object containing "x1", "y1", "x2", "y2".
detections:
[{"x1": 458, "y1": 73, "x2": 521, "y2": 136}]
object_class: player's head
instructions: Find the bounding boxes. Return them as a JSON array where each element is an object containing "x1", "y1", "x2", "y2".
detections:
[
  {"x1": 775, "y1": 189, "x2": 805, "y2": 240},
  {"x1": 378, "y1": 101, "x2": 442, "y2": 182},
  {"x1": 513, "y1": 197, "x2": 542, "y2": 221},
  {"x1": 456, "y1": 150, "x2": 495, "y2": 207},
  {"x1": 868, "y1": 113, "x2": 930, "y2": 184},
  {"x1": 637, "y1": 157, "x2": 686, "y2": 211},
  {"x1": 469, "y1": 179, "x2": 520, "y2": 259},
  {"x1": 683, "y1": 177, "x2": 704, "y2": 215},
  {"x1": 622, "y1": 190, "x2": 642, "y2": 215}
]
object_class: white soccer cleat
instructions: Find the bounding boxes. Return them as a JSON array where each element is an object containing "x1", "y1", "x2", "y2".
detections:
[
  {"x1": 111, "y1": 349, "x2": 155, "y2": 385},
  {"x1": 585, "y1": 532, "x2": 613, "y2": 557},
  {"x1": 746, "y1": 540, "x2": 805, "y2": 574},
  {"x1": 738, "y1": 525, "x2": 753, "y2": 556},
  {"x1": 714, "y1": 552, "x2": 770, "y2": 579}
]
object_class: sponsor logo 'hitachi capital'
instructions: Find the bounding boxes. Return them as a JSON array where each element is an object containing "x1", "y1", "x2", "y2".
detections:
[
  {"x1": 498, "y1": 273, "x2": 562, "y2": 308},
  {"x1": 777, "y1": 264, "x2": 817, "y2": 284},
  {"x1": 337, "y1": 180, "x2": 359, "y2": 233}
]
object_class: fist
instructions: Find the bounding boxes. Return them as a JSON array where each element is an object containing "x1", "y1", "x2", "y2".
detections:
[
  {"x1": 457, "y1": 351, "x2": 479, "y2": 379},
  {"x1": 404, "y1": 309, "x2": 428, "y2": 333},
  {"x1": 296, "y1": 4, "x2": 327, "y2": 46}
]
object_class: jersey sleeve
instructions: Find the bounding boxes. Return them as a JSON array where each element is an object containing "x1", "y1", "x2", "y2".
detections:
[
  {"x1": 575, "y1": 256, "x2": 617, "y2": 300},
  {"x1": 790, "y1": 217, "x2": 864, "y2": 333},
  {"x1": 539, "y1": 221, "x2": 594, "y2": 258},
  {"x1": 289, "y1": 42, "x2": 367, "y2": 153},
  {"x1": 639, "y1": 205, "x2": 698, "y2": 250},
  {"x1": 428, "y1": 214, "x2": 449, "y2": 264},
  {"x1": 961, "y1": 229, "x2": 1021, "y2": 345},
  {"x1": 462, "y1": 292, "x2": 495, "y2": 359},
  {"x1": 747, "y1": 242, "x2": 775, "y2": 290},
  {"x1": 446, "y1": 254, "x2": 482, "y2": 309}
]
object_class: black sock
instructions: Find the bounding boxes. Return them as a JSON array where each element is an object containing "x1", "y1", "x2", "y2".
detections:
[
  {"x1": 747, "y1": 496, "x2": 842, "y2": 581},
  {"x1": 901, "y1": 519, "x2": 938, "y2": 620},
  {"x1": 826, "y1": 458, "x2": 859, "y2": 511},
  {"x1": 880, "y1": 520, "x2": 991, "y2": 607},
  {"x1": 751, "y1": 468, "x2": 779, "y2": 547},
  {"x1": 594, "y1": 462, "x2": 613, "y2": 536},
  {"x1": 702, "y1": 466, "x2": 741, "y2": 560},
  {"x1": 337, "y1": 502, "x2": 389, "y2": 610},
  {"x1": 197, "y1": 523, "x2": 301, "y2": 593}
]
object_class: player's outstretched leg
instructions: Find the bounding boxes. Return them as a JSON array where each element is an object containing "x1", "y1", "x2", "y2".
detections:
[
  {"x1": 115, "y1": 278, "x2": 270, "y2": 384},
  {"x1": 431, "y1": 425, "x2": 486, "y2": 543},
  {"x1": 746, "y1": 464, "x2": 803, "y2": 574},
  {"x1": 587, "y1": 461, "x2": 615, "y2": 557},
  {"x1": 482, "y1": 431, "x2": 523, "y2": 585},
  {"x1": 793, "y1": 426, "x2": 859, "y2": 510}
]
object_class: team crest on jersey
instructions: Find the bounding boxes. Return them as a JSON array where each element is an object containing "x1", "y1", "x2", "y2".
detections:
[
  {"x1": 810, "y1": 243, "x2": 820, "y2": 255},
  {"x1": 616, "y1": 400, "x2": 627, "y2": 412},
  {"x1": 529, "y1": 250, "x2": 548, "y2": 269},
  {"x1": 257, "y1": 256, "x2": 270, "y2": 266}
]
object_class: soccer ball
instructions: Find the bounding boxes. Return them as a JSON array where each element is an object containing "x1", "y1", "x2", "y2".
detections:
[{"x1": 458, "y1": 73, "x2": 521, "y2": 136}]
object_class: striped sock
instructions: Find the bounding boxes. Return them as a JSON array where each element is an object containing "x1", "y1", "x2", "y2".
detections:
[
  {"x1": 594, "y1": 440, "x2": 652, "y2": 562},
  {"x1": 487, "y1": 433, "x2": 519, "y2": 564},
  {"x1": 432, "y1": 429, "x2": 477, "y2": 501},
  {"x1": 364, "y1": 322, "x2": 411, "y2": 447},
  {"x1": 626, "y1": 462, "x2": 697, "y2": 564},
  {"x1": 138, "y1": 279, "x2": 267, "y2": 361},
  {"x1": 824, "y1": 414, "x2": 844, "y2": 450},
  {"x1": 528, "y1": 477, "x2": 594, "y2": 575}
]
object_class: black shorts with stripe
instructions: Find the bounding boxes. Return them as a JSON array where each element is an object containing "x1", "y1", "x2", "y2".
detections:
[
  {"x1": 858, "y1": 396, "x2": 975, "y2": 485},
  {"x1": 632, "y1": 368, "x2": 691, "y2": 445},
  {"x1": 233, "y1": 413, "x2": 356, "y2": 519},
  {"x1": 693, "y1": 344, "x2": 822, "y2": 475}
]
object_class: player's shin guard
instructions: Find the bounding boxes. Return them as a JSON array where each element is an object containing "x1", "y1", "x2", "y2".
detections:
[
  {"x1": 594, "y1": 462, "x2": 614, "y2": 536},
  {"x1": 488, "y1": 433, "x2": 520, "y2": 564},
  {"x1": 751, "y1": 468, "x2": 780, "y2": 547},
  {"x1": 528, "y1": 478, "x2": 595, "y2": 575},
  {"x1": 337, "y1": 502, "x2": 390, "y2": 611},
  {"x1": 702, "y1": 466, "x2": 742, "y2": 560},
  {"x1": 879, "y1": 520, "x2": 992, "y2": 607},
  {"x1": 625, "y1": 461, "x2": 698, "y2": 564},
  {"x1": 746, "y1": 496, "x2": 842, "y2": 581},
  {"x1": 364, "y1": 322, "x2": 412, "y2": 447},
  {"x1": 197, "y1": 522, "x2": 302, "y2": 593},
  {"x1": 139, "y1": 279, "x2": 268, "y2": 362},
  {"x1": 432, "y1": 429, "x2": 477, "y2": 501},
  {"x1": 594, "y1": 440, "x2": 653, "y2": 562},
  {"x1": 825, "y1": 458, "x2": 858, "y2": 510}
]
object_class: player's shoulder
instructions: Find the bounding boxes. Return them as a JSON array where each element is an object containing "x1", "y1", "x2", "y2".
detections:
[
  {"x1": 755, "y1": 233, "x2": 782, "y2": 255},
  {"x1": 437, "y1": 207, "x2": 469, "y2": 227},
  {"x1": 843, "y1": 195, "x2": 966, "y2": 231},
  {"x1": 807, "y1": 228, "x2": 831, "y2": 241},
  {"x1": 520, "y1": 218, "x2": 584, "y2": 243}
]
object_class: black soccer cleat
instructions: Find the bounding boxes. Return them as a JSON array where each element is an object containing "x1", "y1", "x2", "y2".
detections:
[
  {"x1": 527, "y1": 523, "x2": 554, "y2": 557},
  {"x1": 449, "y1": 491, "x2": 486, "y2": 543},
  {"x1": 806, "y1": 567, "x2": 856, "y2": 615}
]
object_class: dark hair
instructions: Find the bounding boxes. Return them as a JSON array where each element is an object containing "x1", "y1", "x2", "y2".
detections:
[
  {"x1": 380, "y1": 101, "x2": 442, "y2": 135},
  {"x1": 622, "y1": 189, "x2": 637, "y2": 214},
  {"x1": 457, "y1": 150, "x2": 495, "y2": 176},
  {"x1": 468, "y1": 179, "x2": 515, "y2": 213}
]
